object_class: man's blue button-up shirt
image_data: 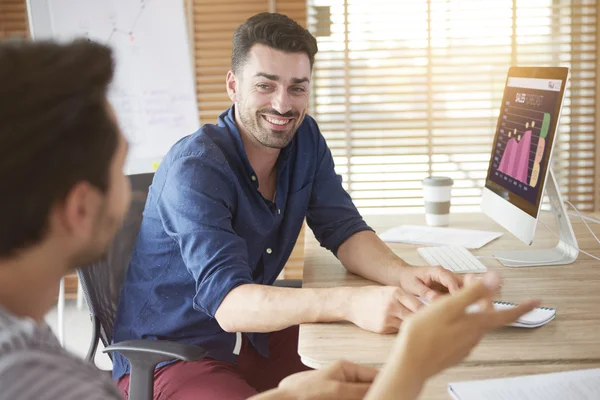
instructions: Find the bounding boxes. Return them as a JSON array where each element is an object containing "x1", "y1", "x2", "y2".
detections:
[{"x1": 112, "y1": 107, "x2": 372, "y2": 380}]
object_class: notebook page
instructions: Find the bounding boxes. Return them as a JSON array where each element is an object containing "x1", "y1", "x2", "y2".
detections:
[
  {"x1": 492, "y1": 302, "x2": 555, "y2": 325},
  {"x1": 449, "y1": 368, "x2": 600, "y2": 400},
  {"x1": 419, "y1": 298, "x2": 556, "y2": 328}
]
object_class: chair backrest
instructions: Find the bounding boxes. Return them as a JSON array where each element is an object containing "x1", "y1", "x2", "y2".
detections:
[{"x1": 77, "y1": 173, "x2": 153, "y2": 347}]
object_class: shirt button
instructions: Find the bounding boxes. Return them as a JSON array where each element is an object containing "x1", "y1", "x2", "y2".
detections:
[
  {"x1": 251, "y1": 175, "x2": 257, "y2": 181},
  {"x1": 277, "y1": 209, "x2": 281, "y2": 215},
  {"x1": 266, "y1": 248, "x2": 273, "y2": 255}
]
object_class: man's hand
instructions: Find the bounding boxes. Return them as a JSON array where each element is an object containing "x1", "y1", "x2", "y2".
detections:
[
  {"x1": 336, "y1": 231, "x2": 465, "y2": 302},
  {"x1": 364, "y1": 271, "x2": 539, "y2": 400},
  {"x1": 346, "y1": 286, "x2": 425, "y2": 333},
  {"x1": 396, "y1": 265, "x2": 465, "y2": 302},
  {"x1": 278, "y1": 360, "x2": 378, "y2": 400},
  {"x1": 395, "y1": 272, "x2": 539, "y2": 379},
  {"x1": 344, "y1": 266, "x2": 469, "y2": 334},
  {"x1": 250, "y1": 360, "x2": 379, "y2": 400}
]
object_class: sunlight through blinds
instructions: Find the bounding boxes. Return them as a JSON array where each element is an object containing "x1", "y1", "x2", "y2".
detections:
[{"x1": 308, "y1": 0, "x2": 598, "y2": 214}]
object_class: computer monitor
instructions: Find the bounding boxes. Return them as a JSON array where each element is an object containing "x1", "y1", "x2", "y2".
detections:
[{"x1": 481, "y1": 67, "x2": 579, "y2": 267}]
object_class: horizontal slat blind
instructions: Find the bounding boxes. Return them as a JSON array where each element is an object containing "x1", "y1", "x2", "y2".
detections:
[
  {"x1": 0, "y1": 0, "x2": 28, "y2": 38},
  {"x1": 309, "y1": 0, "x2": 598, "y2": 214},
  {"x1": 275, "y1": 0, "x2": 307, "y2": 23}
]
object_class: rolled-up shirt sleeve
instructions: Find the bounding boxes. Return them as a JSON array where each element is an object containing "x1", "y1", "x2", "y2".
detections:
[
  {"x1": 306, "y1": 131, "x2": 374, "y2": 256},
  {"x1": 156, "y1": 152, "x2": 253, "y2": 317}
]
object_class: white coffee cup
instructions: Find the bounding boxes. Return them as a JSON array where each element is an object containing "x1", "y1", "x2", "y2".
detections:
[{"x1": 422, "y1": 176, "x2": 454, "y2": 227}]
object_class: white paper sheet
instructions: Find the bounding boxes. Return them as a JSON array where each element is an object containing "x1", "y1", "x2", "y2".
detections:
[
  {"x1": 449, "y1": 368, "x2": 600, "y2": 400},
  {"x1": 378, "y1": 225, "x2": 503, "y2": 249}
]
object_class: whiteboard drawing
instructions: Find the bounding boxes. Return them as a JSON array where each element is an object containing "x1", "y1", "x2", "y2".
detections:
[{"x1": 27, "y1": 0, "x2": 200, "y2": 174}]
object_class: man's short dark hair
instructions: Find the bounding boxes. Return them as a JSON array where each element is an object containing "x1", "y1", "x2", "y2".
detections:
[
  {"x1": 0, "y1": 39, "x2": 119, "y2": 257},
  {"x1": 232, "y1": 12, "x2": 318, "y2": 73}
]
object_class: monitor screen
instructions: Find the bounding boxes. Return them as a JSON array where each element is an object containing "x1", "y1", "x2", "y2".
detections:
[{"x1": 485, "y1": 68, "x2": 568, "y2": 218}]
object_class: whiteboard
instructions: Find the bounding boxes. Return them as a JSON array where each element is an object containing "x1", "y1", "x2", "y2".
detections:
[{"x1": 26, "y1": 0, "x2": 200, "y2": 174}]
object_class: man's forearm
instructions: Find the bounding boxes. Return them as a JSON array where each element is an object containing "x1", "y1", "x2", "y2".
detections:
[
  {"x1": 365, "y1": 342, "x2": 426, "y2": 400},
  {"x1": 214, "y1": 284, "x2": 351, "y2": 333},
  {"x1": 364, "y1": 356, "x2": 425, "y2": 400},
  {"x1": 337, "y1": 230, "x2": 408, "y2": 286},
  {"x1": 249, "y1": 388, "x2": 294, "y2": 400}
]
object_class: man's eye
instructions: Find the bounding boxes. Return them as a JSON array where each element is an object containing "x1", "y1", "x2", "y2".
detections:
[
  {"x1": 291, "y1": 87, "x2": 306, "y2": 93},
  {"x1": 257, "y1": 84, "x2": 271, "y2": 90}
]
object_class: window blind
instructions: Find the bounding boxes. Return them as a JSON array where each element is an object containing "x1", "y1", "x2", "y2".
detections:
[
  {"x1": 308, "y1": 0, "x2": 598, "y2": 214},
  {"x1": 0, "y1": 0, "x2": 28, "y2": 39}
]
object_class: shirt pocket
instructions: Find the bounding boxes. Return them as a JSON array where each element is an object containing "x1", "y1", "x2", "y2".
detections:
[
  {"x1": 285, "y1": 181, "x2": 313, "y2": 216},
  {"x1": 288, "y1": 174, "x2": 314, "y2": 195}
]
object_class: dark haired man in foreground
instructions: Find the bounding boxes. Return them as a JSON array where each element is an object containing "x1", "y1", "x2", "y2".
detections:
[{"x1": 0, "y1": 39, "x2": 130, "y2": 400}]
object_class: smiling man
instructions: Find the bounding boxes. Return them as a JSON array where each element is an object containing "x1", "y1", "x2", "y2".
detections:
[{"x1": 113, "y1": 12, "x2": 464, "y2": 399}]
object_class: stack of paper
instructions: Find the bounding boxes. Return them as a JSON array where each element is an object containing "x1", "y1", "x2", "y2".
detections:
[{"x1": 378, "y1": 225, "x2": 502, "y2": 249}]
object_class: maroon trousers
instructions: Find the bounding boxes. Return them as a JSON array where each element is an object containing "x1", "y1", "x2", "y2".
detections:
[{"x1": 116, "y1": 326, "x2": 311, "y2": 399}]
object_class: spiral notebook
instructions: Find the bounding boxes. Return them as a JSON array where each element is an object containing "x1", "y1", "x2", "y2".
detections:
[
  {"x1": 481, "y1": 301, "x2": 556, "y2": 328},
  {"x1": 418, "y1": 298, "x2": 556, "y2": 328}
]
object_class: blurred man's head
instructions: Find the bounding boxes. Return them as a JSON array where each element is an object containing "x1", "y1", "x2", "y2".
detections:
[
  {"x1": 226, "y1": 13, "x2": 318, "y2": 149},
  {"x1": 0, "y1": 39, "x2": 131, "y2": 272}
]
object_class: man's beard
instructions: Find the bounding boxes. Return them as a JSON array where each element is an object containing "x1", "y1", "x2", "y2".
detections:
[
  {"x1": 67, "y1": 208, "x2": 121, "y2": 271},
  {"x1": 238, "y1": 104, "x2": 302, "y2": 149}
]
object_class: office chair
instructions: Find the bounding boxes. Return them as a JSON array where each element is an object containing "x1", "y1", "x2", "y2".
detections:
[
  {"x1": 77, "y1": 173, "x2": 207, "y2": 400},
  {"x1": 77, "y1": 173, "x2": 301, "y2": 400}
]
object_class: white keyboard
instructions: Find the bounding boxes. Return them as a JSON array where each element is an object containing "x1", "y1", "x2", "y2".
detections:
[{"x1": 417, "y1": 245, "x2": 487, "y2": 273}]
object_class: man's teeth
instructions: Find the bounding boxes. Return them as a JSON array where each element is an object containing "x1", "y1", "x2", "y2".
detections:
[{"x1": 265, "y1": 116, "x2": 289, "y2": 125}]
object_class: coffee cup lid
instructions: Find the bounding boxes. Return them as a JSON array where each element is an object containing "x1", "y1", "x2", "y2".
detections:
[{"x1": 423, "y1": 176, "x2": 454, "y2": 187}]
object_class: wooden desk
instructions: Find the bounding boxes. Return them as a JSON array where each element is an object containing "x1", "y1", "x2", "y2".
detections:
[{"x1": 298, "y1": 212, "x2": 600, "y2": 397}]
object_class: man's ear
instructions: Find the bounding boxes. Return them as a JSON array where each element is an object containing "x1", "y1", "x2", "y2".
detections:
[
  {"x1": 57, "y1": 182, "x2": 98, "y2": 237},
  {"x1": 226, "y1": 70, "x2": 238, "y2": 103}
]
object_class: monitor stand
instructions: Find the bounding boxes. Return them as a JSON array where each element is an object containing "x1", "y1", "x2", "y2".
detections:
[{"x1": 493, "y1": 169, "x2": 579, "y2": 267}]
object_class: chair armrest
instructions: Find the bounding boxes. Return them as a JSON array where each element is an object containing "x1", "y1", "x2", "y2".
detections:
[
  {"x1": 103, "y1": 340, "x2": 207, "y2": 400},
  {"x1": 273, "y1": 279, "x2": 302, "y2": 288},
  {"x1": 103, "y1": 339, "x2": 207, "y2": 362}
]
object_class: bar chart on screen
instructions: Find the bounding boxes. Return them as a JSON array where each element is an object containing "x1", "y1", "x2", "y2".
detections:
[
  {"x1": 498, "y1": 127, "x2": 532, "y2": 184},
  {"x1": 493, "y1": 100, "x2": 551, "y2": 192}
]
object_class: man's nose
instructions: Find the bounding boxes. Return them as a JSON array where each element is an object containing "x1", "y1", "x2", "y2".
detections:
[{"x1": 271, "y1": 88, "x2": 292, "y2": 115}]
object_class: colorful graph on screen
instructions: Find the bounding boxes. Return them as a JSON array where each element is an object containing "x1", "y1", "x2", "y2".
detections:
[
  {"x1": 496, "y1": 112, "x2": 549, "y2": 188},
  {"x1": 497, "y1": 126, "x2": 532, "y2": 184},
  {"x1": 488, "y1": 77, "x2": 562, "y2": 207},
  {"x1": 492, "y1": 99, "x2": 551, "y2": 199}
]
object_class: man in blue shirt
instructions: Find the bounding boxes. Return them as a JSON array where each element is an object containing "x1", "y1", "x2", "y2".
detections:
[{"x1": 113, "y1": 12, "x2": 463, "y2": 399}]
